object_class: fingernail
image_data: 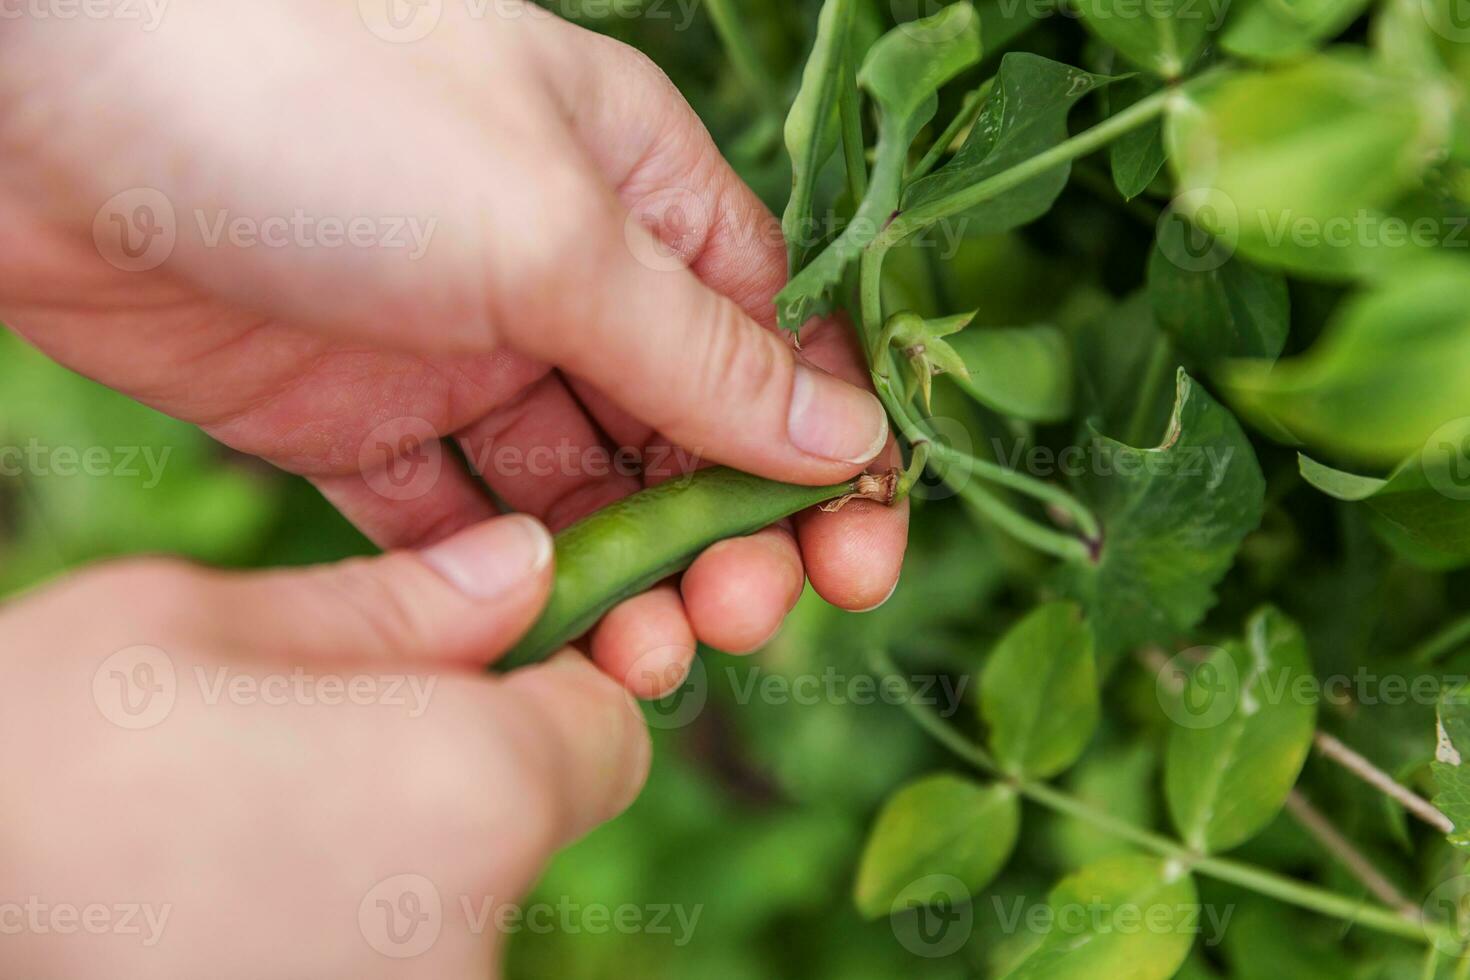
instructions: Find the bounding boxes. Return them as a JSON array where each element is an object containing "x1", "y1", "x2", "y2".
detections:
[
  {"x1": 787, "y1": 363, "x2": 889, "y2": 465},
  {"x1": 852, "y1": 578, "x2": 901, "y2": 614},
  {"x1": 422, "y1": 515, "x2": 553, "y2": 599}
]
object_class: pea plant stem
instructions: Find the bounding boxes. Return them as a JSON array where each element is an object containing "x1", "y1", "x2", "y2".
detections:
[
  {"x1": 1284, "y1": 790, "x2": 1417, "y2": 916},
  {"x1": 704, "y1": 0, "x2": 785, "y2": 122},
  {"x1": 911, "y1": 83, "x2": 987, "y2": 182},
  {"x1": 838, "y1": 47, "x2": 868, "y2": 206},
  {"x1": 857, "y1": 242, "x2": 1098, "y2": 562},
  {"x1": 873, "y1": 76, "x2": 1199, "y2": 250},
  {"x1": 867, "y1": 649, "x2": 1457, "y2": 948},
  {"x1": 1313, "y1": 732, "x2": 1454, "y2": 834},
  {"x1": 1409, "y1": 613, "x2": 1470, "y2": 664},
  {"x1": 1147, "y1": 647, "x2": 1453, "y2": 835}
]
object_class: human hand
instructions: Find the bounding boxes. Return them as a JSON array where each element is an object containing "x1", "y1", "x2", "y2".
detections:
[
  {"x1": 0, "y1": 519, "x2": 648, "y2": 978},
  {"x1": 0, "y1": 2, "x2": 908, "y2": 694}
]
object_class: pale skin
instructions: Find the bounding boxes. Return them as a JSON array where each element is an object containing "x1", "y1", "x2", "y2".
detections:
[{"x1": 0, "y1": 2, "x2": 908, "y2": 975}]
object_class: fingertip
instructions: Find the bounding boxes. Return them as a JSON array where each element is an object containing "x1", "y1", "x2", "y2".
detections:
[
  {"x1": 589, "y1": 585, "x2": 697, "y2": 699},
  {"x1": 798, "y1": 495, "x2": 910, "y2": 611},
  {"x1": 682, "y1": 529, "x2": 805, "y2": 654}
]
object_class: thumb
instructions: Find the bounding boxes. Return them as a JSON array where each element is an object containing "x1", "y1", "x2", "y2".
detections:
[
  {"x1": 215, "y1": 514, "x2": 555, "y2": 666},
  {"x1": 496, "y1": 650, "x2": 652, "y2": 850}
]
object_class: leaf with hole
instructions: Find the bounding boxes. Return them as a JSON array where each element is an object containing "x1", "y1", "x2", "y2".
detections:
[{"x1": 1056, "y1": 371, "x2": 1266, "y2": 665}]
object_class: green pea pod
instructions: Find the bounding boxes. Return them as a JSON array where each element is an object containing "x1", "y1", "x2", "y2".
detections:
[{"x1": 497, "y1": 466, "x2": 893, "y2": 670}]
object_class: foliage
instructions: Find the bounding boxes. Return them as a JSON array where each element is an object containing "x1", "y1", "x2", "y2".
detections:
[{"x1": 8, "y1": 0, "x2": 1470, "y2": 976}]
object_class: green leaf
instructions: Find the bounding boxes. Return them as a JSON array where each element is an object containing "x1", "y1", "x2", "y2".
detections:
[
  {"x1": 1108, "y1": 76, "x2": 1167, "y2": 200},
  {"x1": 1433, "y1": 683, "x2": 1470, "y2": 850},
  {"x1": 980, "y1": 602, "x2": 1099, "y2": 779},
  {"x1": 1071, "y1": 292, "x2": 1177, "y2": 439},
  {"x1": 854, "y1": 774, "x2": 1020, "y2": 919},
  {"x1": 904, "y1": 53, "x2": 1115, "y2": 236},
  {"x1": 947, "y1": 324, "x2": 1074, "y2": 423},
  {"x1": 781, "y1": 0, "x2": 858, "y2": 276},
  {"x1": 776, "y1": 3, "x2": 983, "y2": 331},
  {"x1": 1073, "y1": 0, "x2": 1212, "y2": 78},
  {"x1": 1057, "y1": 371, "x2": 1266, "y2": 664},
  {"x1": 1222, "y1": 0, "x2": 1372, "y2": 63},
  {"x1": 1148, "y1": 210, "x2": 1290, "y2": 362},
  {"x1": 1164, "y1": 606, "x2": 1317, "y2": 853},
  {"x1": 1222, "y1": 263, "x2": 1470, "y2": 465},
  {"x1": 1167, "y1": 54, "x2": 1452, "y2": 278},
  {"x1": 1047, "y1": 742, "x2": 1159, "y2": 866},
  {"x1": 998, "y1": 855, "x2": 1198, "y2": 980},
  {"x1": 1299, "y1": 447, "x2": 1470, "y2": 566}
]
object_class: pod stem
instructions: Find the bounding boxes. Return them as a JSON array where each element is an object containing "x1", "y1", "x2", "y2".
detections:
[
  {"x1": 819, "y1": 469, "x2": 899, "y2": 513},
  {"x1": 895, "y1": 441, "x2": 930, "y2": 500}
]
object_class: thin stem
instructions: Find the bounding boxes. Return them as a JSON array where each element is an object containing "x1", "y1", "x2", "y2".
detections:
[
  {"x1": 705, "y1": 0, "x2": 784, "y2": 121},
  {"x1": 838, "y1": 47, "x2": 868, "y2": 206},
  {"x1": 871, "y1": 652, "x2": 1458, "y2": 948},
  {"x1": 858, "y1": 244, "x2": 887, "y2": 360},
  {"x1": 1313, "y1": 732, "x2": 1454, "y2": 834},
  {"x1": 1422, "y1": 946, "x2": 1443, "y2": 980},
  {"x1": 1125, "y1": 340, "x2": 1173, "y2": 449},
  {"x1": 1147, "y1": 646, "x2": 1453, "y2": 834},
  {"x1": 911, "y1": 84, "x2": 988, "y2": 182},
  {"x1": 1410, "y1": 613, "x2": 1470, "y2": 665},
  {"x1": 875, "y1": 75, "x2": 1209, "y2": 250},
  {"x1": 1285, "y1": 790, "x2": 1418, "y2": 916},
  {"x1": 926, "y1": 440, "x2": 1101, "y2": 544},
  {"x1": 896, "y1": 442, "x2": 930, "y2": 500},
  {"x1": 956, "y1": 480, "x2": 1094, "y2": 563},
  {"x1": 859, "y1": 244, "x2": 1093, "y2": 564}
]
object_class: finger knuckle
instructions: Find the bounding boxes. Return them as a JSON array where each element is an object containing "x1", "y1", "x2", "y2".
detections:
[
  {"x1": 691, "y1": 298, "x2": 787, "y2": 407},
  {"x1": 308, "y1": 556, "x2": 433, "y2": 659}
]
